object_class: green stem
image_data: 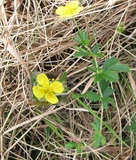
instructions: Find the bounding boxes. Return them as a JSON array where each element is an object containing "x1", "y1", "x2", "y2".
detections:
[
  {"x1": 73, "y1": 18, "x2": 80, "y2": 31},
  {"x1": 93, "y1": 56, "x2": 104, "y2": 132},
  {"x1": 76, "y1": 98, "x2": 129, "y2": 147}
]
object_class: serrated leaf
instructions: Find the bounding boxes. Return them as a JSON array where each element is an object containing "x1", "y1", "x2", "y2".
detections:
[
  {"x1": 73, "y1": 36, "x2": 83, "y2": 44},
  {"x1": 74, "y1": 46, "x2": 91, "y2": 57},
  {"x1": 100, "y1": 80, "x2": 110, "y2": 93},
  {"x1": 108, "y1": 64, "x2": 130, "y2": 72},
  {"x1": 101, "y1": 97, "x2": 114, "y2": 109},
  {"x1": 86, "y1": 91, "x2": 101, "y2": 102},
  {"x1": 102, "y1": 87, "x2": 114, "y2": 97},
  {"x1": 74, "y1": 30, "x2": 91, "y2": 46},
  {"x1": 101, "y1": 70, "x2": 118, "y2": 82},
  {"x1": 93, "y1": 73, "x2": 103, "y2": 84},
  {"x1": 102, "y1": 58, "x2": 119, "y2": 70},
  {"x1": 92, "y1": 43, "x2": 99, "y2": 54},
  {"x1": 91, "y1": 119, "x2": 100, "y2": 132},
  {"x1": 92, "y1": 133, "x2": 101, "y2": 148},
  {"x1": 92, "y1": 129, "x2": 106, "y2": 148},
  {"x1": 65, "y1": 142, "x2": 77, "y2": 149}
]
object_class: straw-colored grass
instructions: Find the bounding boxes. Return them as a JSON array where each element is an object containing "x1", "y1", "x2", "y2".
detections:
[{"x1": 0, "y1": 0, "x2": 136, "y2": 159}]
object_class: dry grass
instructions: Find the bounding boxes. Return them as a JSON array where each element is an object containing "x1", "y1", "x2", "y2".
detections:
[{"x1": 0, "y1": 0, "x2": 136, "y2": 159}]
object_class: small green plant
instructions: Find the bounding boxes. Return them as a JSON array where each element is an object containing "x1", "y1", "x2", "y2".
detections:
[
  {"x1": 55, "y1": 0, "x2": 130, "y2": 151},
  {"x1": 65, "y1": 141, "x2": 84, "y2": 153},
  {"x1": 73, "y1": 29, "x2": 130, "y2": 148},
  {"x1": 91, "y1": 119, "x2": 106, "y2": 148}
]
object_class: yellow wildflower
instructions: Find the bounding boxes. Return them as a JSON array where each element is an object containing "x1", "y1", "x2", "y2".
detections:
[
  {"x1": 33, "y1": 73, "x2": 64, "y2": 104},
  {"x1": 56, "y1": 1, "x2": 84, "y2": 18}
]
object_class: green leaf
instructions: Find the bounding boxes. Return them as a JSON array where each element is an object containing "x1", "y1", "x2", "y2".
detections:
[
  {"x1": 86, "y1": 91, "x2": 101, "y2": 102},
  {"x1": 87, "y1": 67, "x2": 96, "y2": 72},
  {"x1": 92, "y1": 60, "x2": 97, "y2": 69},
  {"x1": 74, "y1": 46, "x2": 91, "y2": 57},
  {"x1": 102, "y1": 57, "x2": 129, "y2": 73},
  {"x1": 74, "y1": 51, "x2": 91, "y2": 57},
  {"x1": 76, "y1": 145, "x2": 82, "y2": 153},
  {"x1": 108, "y1": 64, "x2": 130, "y2": 72},
  {"x1": 101, "y1": 97, "x2": 114, "y2": 109},
  {"x1": 73, "y1": 30, "x2": 93, "y2": 46},
  {"x1": 102, "y1": 57, "x2": 119, "y2": 70},
  {"x1": 92, "y1": 133, "x2": 101, "y2": 148},
  {"x1": 91, "y1": 119, "x2": 100, "y2": 132},
  {"x1": 101, "y1": 70, "x2": 118, "y2": 82},
  {"x1": 76, "y1": 143, "x2": 84, "y2": 153},
  {"x1": 76, "y1": 98, "x2": 129, "y2": 147},
  {"x1": 60, "y1": 72, "x2": 67, "y2": 82},
  {"x1": 46, "y1": 127, "x2": 53, "y2": 141},
  {"x1": 65, "y1": 142, "x2": 77, "y2": 149},
  {"x1": 100, "y1": 80, "x2": 110, "y2": 93},
  {"x1": 93, "y1": 74, "x2": 102, "y2": 84},
  {"x1": 101, "y1": 134, "x2": 106, "y2": 145},
  {"x1": 92, "y1": 43, "x2": 99, "y2": 54},
  {"x1": 102, "y1": 86, "x2": 114, "y2": 97},
  {"x1": 95, "y1": 53, "x2": 104, "y2": 58},
  {"x1": 91, "y1": 123, "x2": 106, "y2": 148}
]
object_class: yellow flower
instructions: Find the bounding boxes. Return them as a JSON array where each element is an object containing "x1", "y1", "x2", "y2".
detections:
[
  {"x1": 56, "y1": 1, "x2": 84, "y2": 18},
  {"x1": 33, "y1": 73, "x2": 64, "y2": 104}
]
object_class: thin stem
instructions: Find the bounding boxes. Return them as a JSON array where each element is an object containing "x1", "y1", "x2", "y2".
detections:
[
  {"x1": 73, "y1": 18, "x2": 80, "y2": 31},
  {"x1": 93, "y1": 56, "x2": 104, "y2": 132}
]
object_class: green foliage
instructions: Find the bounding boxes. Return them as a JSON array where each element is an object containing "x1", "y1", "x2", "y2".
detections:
[
  {"x1": 65, "y1": 141, "x2": 84, "y2": 153},
  {"x1": 73, "y1": 30, "x2": 94, "y2": 46},
  {"x1": 72, "y1": 29, "x2": 131, "y2": 149},
  {"x1": 100, "y1": 80, "x2": 114, "y2": 97},
  {"x1": 92, "y1": 43, "x2": 99, "y2": 54},
  {"x1": 73, "y1": 30, "x2": 130, "y2": 111},
  {"x1": 101, "y1": 70, "x2": 118, "y2": 82},
  {"x1": 91, "y1": 57, "x2": 130, "y2": 83},
  {"x1": 102, "y1": 57, "x2": 130, "y2": 73},
  {"x1": 60, "y1": 71, "x2": 67, "y2": 82},
  {"x1": 86, "y1": 91, "x2": 100, "y2": 102},
  {"x1": 101, "y1": 97, "x2": 114, "y2": 109},
  {"x1": 91, "y1": 119, "x2": 106, "y2": 148},
  {"x1": 74, "y1": 46, "x2": 91, "y2": 57},
  {"x1": 65, "y1": 142, "x2": 77, "y2": 149}
]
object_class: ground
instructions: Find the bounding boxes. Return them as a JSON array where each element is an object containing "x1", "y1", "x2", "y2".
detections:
[{"x1": 0, "y1": 0, "x2": 136, "y2": 159}]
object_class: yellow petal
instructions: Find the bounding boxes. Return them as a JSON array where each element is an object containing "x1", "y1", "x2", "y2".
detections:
[
  {"x1": 33, "y1": 86, "x2": 45, "y2": 98},
  {"x1": 56, "y1": 6, "x2": 67, "y2": 16},
  {"x1": 66, "y1": 1, "x2": 79, "y2": 9},
  {"x1": 37, "y1": 73, "x2": 49, "y2": 87},
  {"x1": 71, "y1": 6, "x2": 84, "y2": 15},
  {"x1": 56, "y1": 1, "x2": 83, "y2": 18},
  {"x1": 49, "y1": 81, "x2": 64, "y2": 94},
  {"x1": 45, "y1": 92, "x2": 58, "y2": 104}
]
